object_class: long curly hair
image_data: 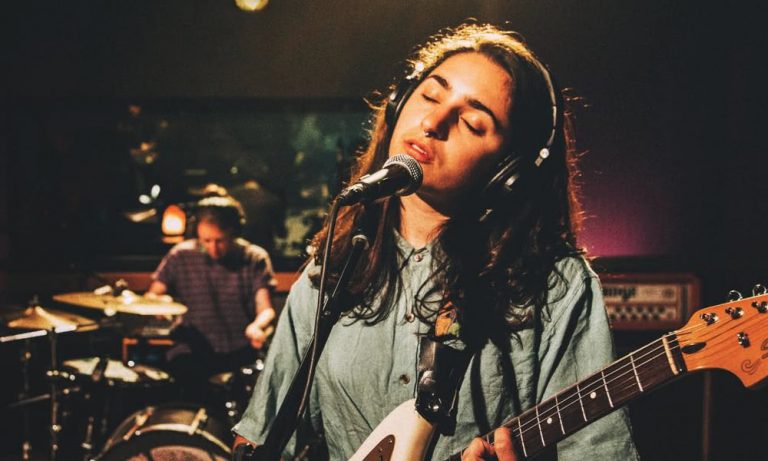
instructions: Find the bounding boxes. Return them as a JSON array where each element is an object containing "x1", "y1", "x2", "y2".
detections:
[{"x1": 309, "y1": 22, "x2": 584, "y2": 337}]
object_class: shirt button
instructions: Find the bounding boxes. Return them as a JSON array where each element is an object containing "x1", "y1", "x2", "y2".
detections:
[
  {"x1": 404, "y1": 312, "x2": 415, "y2": 322},
  {"x1": 398, "y1": 374, "x2": 410, "y2": 385},
  {"x1": 414, "y1": 253, "x2": 424, "y2": 262}
]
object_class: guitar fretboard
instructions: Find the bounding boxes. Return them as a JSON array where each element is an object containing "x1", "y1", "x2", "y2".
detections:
[{"x1": 445, "y1": 334, "x2": 684, "y2": 460}]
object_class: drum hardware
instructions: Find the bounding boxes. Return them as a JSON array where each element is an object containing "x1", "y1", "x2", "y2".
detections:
[
  {"x1": 61, "y1": 357, "x2": 172, "y2": 387},
  {"x1": 208, "y1": 359, "x2": 265, "y2": 426},
  {"x1": 19, "y1": 338, "x2": 33, "y2": 461},
  {"x1": 3, "y1": 297, "x2": 97, "y2": 461},
  {"x1": 1, "y1": 296, "x2": 163, "y2": 461},
  {"x1": 96, "y1": 404, "x2": 232, "y2": 461},
  {"x1": 46, "y1": 328, "x2": 63, "y2": 461},
  {"x1": 7, "y1": 385, "x2": 82, "y2": 409},
  {"x1": 8, "y1": 305, "x2": 99, "y2": 333},
  {"x1": 54, "y1": 290, "x2": 187, "y2": 317},
  {"x1": 76, "y1": 357, "x2": 110, "y2": 461},
  {"x1": 2, "y1": 292, "x2": 182, "y2": 460},
  {"x1": 54, "y1": 288, "x2": 187, "y2": 341},
  {"x1": 58, "y1": 356, "x2": 174, "y2": 459}
]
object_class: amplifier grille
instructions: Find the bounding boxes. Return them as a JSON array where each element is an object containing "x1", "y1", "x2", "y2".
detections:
[{"x1": 601, "y1": 273, "x2": 700, "y2": 330}]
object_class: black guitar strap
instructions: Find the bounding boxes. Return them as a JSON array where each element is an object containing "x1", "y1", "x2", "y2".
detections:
[{"x1": 415, "y1": 301, "x2": 475, "y2": 435}]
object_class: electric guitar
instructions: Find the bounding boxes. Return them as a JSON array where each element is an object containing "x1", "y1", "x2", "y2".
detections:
[{"x1": 350, "y1": 288, "x2": 768, "y2": 460}]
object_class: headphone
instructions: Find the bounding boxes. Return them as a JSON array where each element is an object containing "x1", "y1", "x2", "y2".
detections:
[
  {"x1": 384, "y1": 53, "x2": 561, "y2": 220},
  {"x1": 189, "y1": 196, "x2": 246, "y2": 237}
]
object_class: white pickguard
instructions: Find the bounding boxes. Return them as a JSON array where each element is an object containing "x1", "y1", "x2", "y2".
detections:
[{"x1": 348, "y1": 399, "x2": 437, "y2": 461}]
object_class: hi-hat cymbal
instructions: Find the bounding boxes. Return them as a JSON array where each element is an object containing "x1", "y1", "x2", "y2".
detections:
[
  {"x1": 8, "y1": 306, "x2": 98, "y2": 332},
  {"x1": 54, "y1": 291, "x2": 187, "y2": 316}
]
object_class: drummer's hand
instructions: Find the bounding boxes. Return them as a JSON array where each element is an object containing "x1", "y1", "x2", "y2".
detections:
[
  {"x1": 462, "y1": 428, "x2": 518, "y2": 461},
  {"x1": 145, "y1": 292, "x2": 174, "y2": 303},
  {"x1": 245, "y1": 321, "x2": 268, "y2": 349}
]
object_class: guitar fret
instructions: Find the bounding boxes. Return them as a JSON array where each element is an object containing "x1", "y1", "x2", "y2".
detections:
[
  {"x1": 601, "y1": 370, "x2": 614, "y2": 408},
  {"x1": 575, "y1": 382, "x2": 587, "y2": 422},
  {"x1": 555, "y1": 394, "x2": 565, "y2": 435},
  {"x1": 662, "y1": 335, "x2": 682, "y2": 375},
  {"x1": 535, "y1": 405, "x2": 546, "y2": 446},
  {"x1": 441, "y1": 335, "x2": 689, "y2": 461},
  {"x1": 630, "y1": 353, "x2": 644, "y2": 392},
  {"x1": 517, "y1": 416, "x2": 528, "y2": 457}
]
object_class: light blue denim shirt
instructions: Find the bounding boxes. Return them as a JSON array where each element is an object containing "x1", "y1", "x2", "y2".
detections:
[{"x1": 234, "y1": 234, "x2": 638, "y2": 460}]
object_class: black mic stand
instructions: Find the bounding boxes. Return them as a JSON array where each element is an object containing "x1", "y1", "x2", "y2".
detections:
[{"x1": 240, "y1": 210, "x2": 374, "y2": 461}]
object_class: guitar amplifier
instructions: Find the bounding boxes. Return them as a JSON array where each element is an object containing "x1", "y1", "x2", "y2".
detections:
[{"x1": 600, "y1": 273, "x2": 700, "y2": 330}]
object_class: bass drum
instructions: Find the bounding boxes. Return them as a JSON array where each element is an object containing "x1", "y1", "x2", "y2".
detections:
[{"x1": 97, "y1": 403, "x2": 232, "y2": 461}]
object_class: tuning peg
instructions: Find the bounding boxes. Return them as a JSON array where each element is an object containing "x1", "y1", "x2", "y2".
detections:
[
  {"x1": 753, "y1": 284, "x2": 767, "y2": 296},
  {"x1": 727, "y1": 290, "x2": 743, "y2": 301}
]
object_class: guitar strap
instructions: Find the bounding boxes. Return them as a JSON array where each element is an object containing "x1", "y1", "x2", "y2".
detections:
[{"x1": 415, "y1": 301, "x2": 474, "y2": 435}]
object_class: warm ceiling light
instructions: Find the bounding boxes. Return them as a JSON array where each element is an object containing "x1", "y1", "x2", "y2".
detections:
[
  {"x1": 236, "y1": 0, "x2": 269, "y2": 12},
  {"x1": 161, "y1": 204, "x2": 186, "y2": 237}
]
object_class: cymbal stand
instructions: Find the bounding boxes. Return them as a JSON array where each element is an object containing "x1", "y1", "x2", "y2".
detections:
[
  {"x1": 19, "y1": 339, "x2": 32, "y2": 461},
  {"x1": 79, "y1": 356, "x2": 109, "y2": 461},
  {"x1": 44, "y1": 328, "x2": 63, "y2": 461}
]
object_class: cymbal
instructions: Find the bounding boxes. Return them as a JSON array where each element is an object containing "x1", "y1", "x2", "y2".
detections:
[
  {"x1": 8, "y1": 306, "x2": 98, "y2": 333},
  {"x1": 54, "y1": 291, "x2": 187, "y2": 316}
]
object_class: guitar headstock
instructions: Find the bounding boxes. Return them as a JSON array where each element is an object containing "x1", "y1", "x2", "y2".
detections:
[{"x1": 676, "y1": 285, "x2": 768, "y2": 388}]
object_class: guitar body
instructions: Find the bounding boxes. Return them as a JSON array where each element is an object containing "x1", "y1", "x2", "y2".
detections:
[
  {"x1": 349, "y1": 399, "x2": 437, "y2": 461},
  {"x1": 348, "y1": 290, "x2": 768, "y2": 460}
]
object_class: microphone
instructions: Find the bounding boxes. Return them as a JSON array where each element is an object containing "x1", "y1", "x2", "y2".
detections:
[{"x1": 337, "y1": 154, "x2": 423, "y2": 206}]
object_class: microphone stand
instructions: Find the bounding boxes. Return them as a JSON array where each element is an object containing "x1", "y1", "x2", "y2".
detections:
[{"x1": 242, "y1": 208, "x2": 374, "y2": 461}]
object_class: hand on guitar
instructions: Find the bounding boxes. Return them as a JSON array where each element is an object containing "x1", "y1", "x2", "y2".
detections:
[
  {"x1": 463, "y1": 428, "x2": 518, "y2": 461},
  {"x1": 232, "y1": 435, "x2": 267, "y2": 461}
]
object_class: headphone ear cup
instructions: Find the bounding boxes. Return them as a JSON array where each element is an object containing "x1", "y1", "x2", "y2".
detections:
[
  {"x1": 385, "y1": 76, "x2": 420, "y2": 131},
  {"x1": 482, "y1": 155, "x2": 523, "y2": 204}
]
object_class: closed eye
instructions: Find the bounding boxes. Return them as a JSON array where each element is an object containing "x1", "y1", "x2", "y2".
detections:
[{"x1": 463, "y1": 119, "x2": 483, "y2": 135}]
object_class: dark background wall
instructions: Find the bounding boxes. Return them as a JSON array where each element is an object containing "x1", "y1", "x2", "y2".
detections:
[
  {"x1": 5, "y1": 1, "x2": 765, "y2": 270},
  {"x1": 2, "y1": 1, "x2": 768, "y2": 460}
]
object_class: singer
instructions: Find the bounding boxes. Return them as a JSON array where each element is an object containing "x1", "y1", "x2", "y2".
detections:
[{"x1": 234, "y1": 22, "x2": 638, "y2": 460}]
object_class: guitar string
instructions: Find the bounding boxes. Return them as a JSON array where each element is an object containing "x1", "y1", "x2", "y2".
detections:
[
  {"x1": 451, "y1": 304, "x2": 768, "y2": 458},
  {"x1": 507, "y1": 325, "x2": 714, "y2": 442},
  {"x1": 489, "y1": 302, "x2": 766, "y2": 445},
  {"x1": 464, "y1": 333, "x2": 689, "y2": 457},
  {"x1": 508, "y1": 306, "x2": 765, "y2": 440},
  {"x1": 507, "y1": 311, "x2": 767, "y2": 444},
  {"x1": 503, "y1": 316, "x2": 742, "y2": 442},
  {"x1": 505, "y1": 338, "x2": 675, "y2": 441},
  {"x1": 503, "y1": 320, "x2": 709, "y2": 438}
]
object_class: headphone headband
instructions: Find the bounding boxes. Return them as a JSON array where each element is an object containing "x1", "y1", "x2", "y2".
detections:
[{"x1": 195, "y1": 196, "x2": 246, "y2": 232}]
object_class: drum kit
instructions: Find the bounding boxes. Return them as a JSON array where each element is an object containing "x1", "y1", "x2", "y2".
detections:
[{"x1": 1, "y1": 285, "x2": 261, "y2": 461}]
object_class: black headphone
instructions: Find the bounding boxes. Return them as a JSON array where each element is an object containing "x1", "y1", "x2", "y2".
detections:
[
  {"x1": 189, "y1": 196, "x2": 246, "y2": 236},
  {"x1": 384, "y1": 54, "x2": 561, "y2": 221}
]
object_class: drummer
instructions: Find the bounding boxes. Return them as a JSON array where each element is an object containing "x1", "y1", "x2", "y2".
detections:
[{"x1": 148, "y1": 194, "x2": 277, "y2": 400}]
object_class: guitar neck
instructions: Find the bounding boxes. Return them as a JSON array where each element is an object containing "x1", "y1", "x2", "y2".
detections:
[{"x1": 444, "y1": 333, "x2": 686, "y2": 460}]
